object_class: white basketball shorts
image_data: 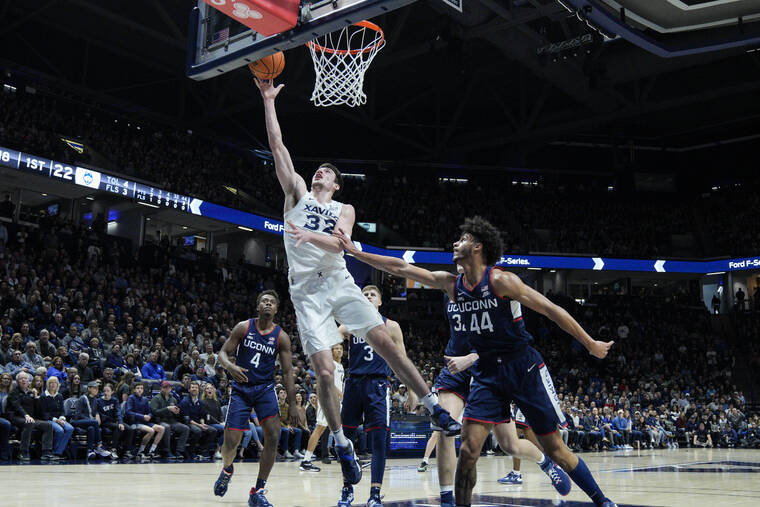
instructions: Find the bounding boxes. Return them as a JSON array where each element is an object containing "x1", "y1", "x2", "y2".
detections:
[{"x1": 289, "y1": 267, "x2": 384, "y2": 357}]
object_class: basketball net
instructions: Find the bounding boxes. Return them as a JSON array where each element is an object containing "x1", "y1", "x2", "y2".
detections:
[{"x1": 306, "y1": 21, "x2": 385, "y2": 107}]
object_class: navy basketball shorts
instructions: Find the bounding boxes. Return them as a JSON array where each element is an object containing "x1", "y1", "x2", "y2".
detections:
[
  {"x1": 225, "y1": 382, "x2": 280, "y2": 431},
  {"x1": 463, "y1": 346, "x2": 566, "y2": 435},
  {"x1": 342, "y1": 376, "x2": 390, "y2": 431},
  {"x1": 433, "y1": 366, "x2": 472, "y2": 402}
]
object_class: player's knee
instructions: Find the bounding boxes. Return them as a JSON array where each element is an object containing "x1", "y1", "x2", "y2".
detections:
[{"x1": 316, "y1": 368, "x2": 334, "y2": 386}]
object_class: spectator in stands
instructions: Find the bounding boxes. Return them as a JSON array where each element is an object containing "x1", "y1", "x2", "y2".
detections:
[
  {"x1": 125, "y1": 382, "x2": 164, "y2": 459},
  {"x1": 693, "y1": 422, "x2": 713, "y2": 448},
  {"x1": 35, "y1": 330, "x2": 56, "y2": 362},
  {"x1": 173, "y1": 355, "x2": 194, "y2": 381},
  {"x1": 294, "y1": 391, "x2": 311, "y2": 453},
  {"x1": 124, "y1": 354, "x2": 141, "y2": 378},
  {"x1": 115, "y1": 371, "x2": 134, "y2": 403},
  {"x1": 180, "y1": 381, "x2": 217, "y2": 460},
  {"x1": 40, "y1": 375, "x2": 74, "y2": 459},
  {"x1": 46, "y1": 356, "x2": 67, "y2": 383},
  {"x1": 106, "y1": 343, "x2": 126, "y2": 372},
  {"x1": 277, "y1": 387, "x2": 303, "y2": 459},
  {"x1": 150, "y1": 380, "x2": 189, "y2": 460},
  {"x1": 5, "y1": 349, "x2": 31, "y2": 378},
  {"x1": 65, "y1": 325, "x2": 87, "y2": 362},
  {"x1": 305, "y1": 393, "x2": 318, "y2": 431},
  {"x1": 22, "y1": 342, "x2": 45, "y2": 370},
  {"x1": 200, "y1": 382, "x2": 225, "y2": 459},
  {"x1": 141, "y1": 351, "x2": 166, "y2": 383},
  {"x1": 72, "y1": 381, "x2": 111, "y2": 459},
  {"x1": 7, "y1": 371, "x2": 54, "y2": 460},
  {"x1": 75, "y1": 353, "x2": 95, "y2": 384},
  {"x1": 96, "y1": 383, "x2": 133, "y2": 459}
]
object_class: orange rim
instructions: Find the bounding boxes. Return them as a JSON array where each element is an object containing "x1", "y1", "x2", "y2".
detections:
[{"x1": 306, "y1": 20, "x2": 385, "y2": 56}]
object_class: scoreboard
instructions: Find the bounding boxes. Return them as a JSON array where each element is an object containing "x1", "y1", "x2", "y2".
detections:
[{"x1": 0, "y1": 146, "x2": 190, "y2": 211}]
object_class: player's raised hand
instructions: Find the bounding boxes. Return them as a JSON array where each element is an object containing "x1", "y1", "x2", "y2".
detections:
[
  {"x1": 588, "y1": 339, "x2": 614, "y2": 359},
  {"x1": 285, "y1": 220, "x2": 312, "y2": 247},
  {"x1": 254, "y1": 77, "x2": 284, "y2": 101},
  {"x1": 333, "y1": 227, "x2": 358, "y2": 254},
  {"x1": 227, "y1": 364, "x2": 250, "y2": 383}
]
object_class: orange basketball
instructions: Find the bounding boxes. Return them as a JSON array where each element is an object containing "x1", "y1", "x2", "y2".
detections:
[{"x1": 248, "y1": 52, "x2": 285, "y2": 80}]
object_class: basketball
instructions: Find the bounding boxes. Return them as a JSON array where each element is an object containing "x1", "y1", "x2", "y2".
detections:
[{"x1": 248, "y1": 52, "x2": 285, "y2": 80}]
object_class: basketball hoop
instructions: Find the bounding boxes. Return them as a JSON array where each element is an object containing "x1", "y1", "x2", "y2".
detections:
[{"x1": 306, "y1": 21, "x2": 385, "y2": 107}]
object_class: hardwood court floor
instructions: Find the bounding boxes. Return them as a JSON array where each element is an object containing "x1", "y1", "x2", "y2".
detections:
[{"x1": 2, "y1": 448, "x2": 758, "y2": 506}]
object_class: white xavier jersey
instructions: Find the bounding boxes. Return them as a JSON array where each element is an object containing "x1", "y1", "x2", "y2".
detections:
[
  {"x1": 283, "y1": 192, "x2": 346, "y2": 277},
  {"x1": 334, "y1": 360, "x2": 345, "y2": 394}
]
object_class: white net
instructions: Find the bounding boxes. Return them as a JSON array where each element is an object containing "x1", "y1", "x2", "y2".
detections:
[{"x1": 307, "y1": 21, "x2": 385, "y2": 107}]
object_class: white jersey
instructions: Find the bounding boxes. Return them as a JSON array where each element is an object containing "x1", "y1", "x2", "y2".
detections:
[
  {"x1": 283, "y1": 192, "x2": 346, "y2": 277},
  {"x1": 334, "y1": 360, "x2": 345, "y2": 394}
]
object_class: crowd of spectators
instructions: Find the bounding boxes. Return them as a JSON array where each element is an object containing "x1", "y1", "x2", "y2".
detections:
[
  {"x1": 1, "y1": 86, "x2": 758, "y2": 257},
  {"x1": 0, "y1": 215, "x2": 755, "y2": 464}
]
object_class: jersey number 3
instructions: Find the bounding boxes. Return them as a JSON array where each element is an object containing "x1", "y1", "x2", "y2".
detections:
[{"x1": 303, "y1": 214, "x2": 336, "y2": 234}]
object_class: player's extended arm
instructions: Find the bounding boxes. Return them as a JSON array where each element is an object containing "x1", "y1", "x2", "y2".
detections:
[
  {"x1": 285, "y1": 203, "x2": 354, "y2": 254},
  {"x1": 278, "y1": 332, "x2": 303, "y2": 427},
  {"x1": 491, "y1": 269, "x2": 614, "y2": 359},
  {"x1": 387, "y1": 320, "x2": 418, "y2": 411},
  {"x1": 255, "y1": 79, "x2": 307, "y2": 199},
  {"x1": 217, "y1": 321, "x2": 249, "y2": 383},
  {"x1": 334, "y1": 228, "x2": 456, "y2": 292}
]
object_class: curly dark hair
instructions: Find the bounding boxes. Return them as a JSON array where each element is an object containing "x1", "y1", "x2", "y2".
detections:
[
  {"x1": 458, "y1": 216, "x2": 504, "y2": 266},
  {"x1": 256, "y1": 290, "x2": 280, "y2": 306}
]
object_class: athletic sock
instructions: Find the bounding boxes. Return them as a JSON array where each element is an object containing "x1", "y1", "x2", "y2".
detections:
[
  {"x1": 303, "y1": 450, "x2": 314, "y2": 462},
  {"x1": 369, "y1": 428, "x2": 388, "y2": 485},
  {"x1": 422, "y1": 457, "x2": 429, "y2": 464},
  {"x1": 536, "y1": 453, "x2": 547, "y2": 466},
  {"x1": 138, "y1": 444, "x2": 145, "y2": 454},
  {"x1": 421, "y1": 392, "x2": 439, "y2": 412},
  {"x1": 254, "y1": 478, "x2": 266, "y2": 492},
  {"x1": 568, "y1": 458, "x2": 605, "y2": 506},
  {"x1": 332, "y1": 428, "x2": 350, "y2": 448},
  {"x1": 223, "y1": 464, "x2": 234, "y2": 474},
  {"x1": 149, "y1": 444, "x2": 157, "y2": 453}
]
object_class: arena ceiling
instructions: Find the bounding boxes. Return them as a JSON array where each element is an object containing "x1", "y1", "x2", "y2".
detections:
[{"x1": 2, "y1": 0, "x2": 760, "y2": 178}]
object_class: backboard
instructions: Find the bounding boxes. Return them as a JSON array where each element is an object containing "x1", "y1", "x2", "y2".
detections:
[{"x1": 187, "y1": 0, "x2": 417, "y2": 80}]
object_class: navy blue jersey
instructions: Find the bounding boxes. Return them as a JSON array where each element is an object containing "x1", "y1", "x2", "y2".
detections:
[
  {"x1": 447, "y1": 266, "x2": 533, "y2": 355},
  {"x1": 235, "y1": 319, "x2": 281, "y2": 385},
  {"x1": 444, "y1": 292, "x2": 472, "y2": 356},
  {"x1": 348, "y1": 317, "x2": 392, "y2": 376}
]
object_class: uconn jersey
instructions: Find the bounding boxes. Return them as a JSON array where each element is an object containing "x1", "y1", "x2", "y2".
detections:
[
  {"x1": 343, "y1": 318, "x2": 392, "y2": 432},
  {"x1": 348, "y1": 317, "x2": 392, "y2": 377},
  {"x1": 283, "y1": 192, "x2": 345, "y2": 277},
  {"x1": 447, "y1": 266, "x2": 533, "y2": 356},
  {"x1": 225, "y1": 319, "x2": 283, "y2": 430},
  {"x1": 236, "y1": 319, "x2": 281, "y2": 385}
]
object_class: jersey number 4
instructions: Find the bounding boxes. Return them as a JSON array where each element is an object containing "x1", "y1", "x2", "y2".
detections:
[
  {"x1": 452, "y1": 312, "x2": 494, "y2": 334},
  {"x1": 249, "y1": 352, "x2": 261, "y2": 368},
  {"x1": 303, "y1": 214, "x2": 336, "y2": 234}
]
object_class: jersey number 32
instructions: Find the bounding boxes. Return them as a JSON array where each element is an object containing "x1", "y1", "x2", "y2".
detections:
[{"x1": 303, "y1": 214, "x2": 336, "y2": 235}]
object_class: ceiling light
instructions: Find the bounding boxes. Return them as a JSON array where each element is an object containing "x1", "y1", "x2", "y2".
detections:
[{"x1": 138, "y1": 202, "x2": 159, "y2": 208}]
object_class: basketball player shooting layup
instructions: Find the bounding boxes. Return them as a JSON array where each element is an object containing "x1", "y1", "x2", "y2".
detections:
[
  {"x1": 254, "y1": 78, "x2": 461, "y2": 488},
  {"x1": 213, "y1": 290, "x2": 301, "y2": 507},
  {"x1": 335, "y1": 216, "x2": 618, "y2": 507}
]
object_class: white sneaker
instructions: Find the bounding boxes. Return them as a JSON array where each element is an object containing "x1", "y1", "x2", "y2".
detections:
[
  {"x1": 294, "y1": 450, "x2": 304, "y2": 459},
  {"x1": 110, "y1": 449, "x2": 119, "y2": 459},
  {"x1": 285, "y1": 451, "x2": 295, "y2": 459},
  {"x1": 486, "y1": 449, "x2": 495, "y2": 455},
  {"x1": 214, "y1": 450, "x2": 222, "y2": 460}
]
